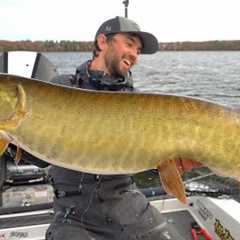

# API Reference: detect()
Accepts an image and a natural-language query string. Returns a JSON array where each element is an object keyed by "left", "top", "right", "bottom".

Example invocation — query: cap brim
[{"left": 134, "top": 31, "right": 159, "bottom": 54}]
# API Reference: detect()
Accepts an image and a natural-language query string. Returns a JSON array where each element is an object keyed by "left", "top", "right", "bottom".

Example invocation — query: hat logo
[{"left": 105, "top": 25, "right": 112, "bottom": 31}]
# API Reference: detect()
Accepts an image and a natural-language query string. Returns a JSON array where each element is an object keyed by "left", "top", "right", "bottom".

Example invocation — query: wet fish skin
[
  {"left": 0, "top": 73, "right": 239, "bottom": 174},
  {"left": 0, "top": 74, "right": 240, "bottom": 202}
]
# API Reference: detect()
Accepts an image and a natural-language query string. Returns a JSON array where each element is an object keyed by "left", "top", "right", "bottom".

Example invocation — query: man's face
[{"left": 103, "top": 33, "right": 142, "bottom": 77}]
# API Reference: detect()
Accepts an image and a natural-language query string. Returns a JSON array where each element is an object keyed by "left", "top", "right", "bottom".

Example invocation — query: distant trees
[
  {"left": 0, "top": 40, "right": 93, "bottom": 52},
  {"left": 1, "top": 40, "right": 240, "bottom": 52},
  {"left": 160, "top": 40, "right": 240, "bottom": 51}
]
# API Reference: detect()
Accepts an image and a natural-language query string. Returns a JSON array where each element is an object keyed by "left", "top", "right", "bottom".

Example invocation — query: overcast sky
[{"left": 1, "top": 0, "right": 240, "bottom": 42}]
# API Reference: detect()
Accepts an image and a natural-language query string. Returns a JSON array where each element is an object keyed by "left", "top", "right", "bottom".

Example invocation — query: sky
[{"left": 1, "top": 0, "right": 240, "bottom": 42}]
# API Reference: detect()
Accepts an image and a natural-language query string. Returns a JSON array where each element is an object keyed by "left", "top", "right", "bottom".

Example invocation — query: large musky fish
[{"left": 0, "top": 73, "right": 240, "bottom": 203}]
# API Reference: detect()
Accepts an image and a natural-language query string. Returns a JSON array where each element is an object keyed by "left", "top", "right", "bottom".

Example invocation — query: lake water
[{"left": 45, "top": 51, "right": 240, "bottom": 108}]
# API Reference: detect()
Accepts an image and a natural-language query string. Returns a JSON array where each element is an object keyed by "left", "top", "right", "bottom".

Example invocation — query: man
[{"left": 46, "top": 16, "right": 185, "bottom": 240}]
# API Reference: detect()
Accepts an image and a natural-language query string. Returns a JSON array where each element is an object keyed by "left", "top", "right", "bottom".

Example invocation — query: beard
[{"left": 104, "top": 48, "right": 130, "bottom": 78}]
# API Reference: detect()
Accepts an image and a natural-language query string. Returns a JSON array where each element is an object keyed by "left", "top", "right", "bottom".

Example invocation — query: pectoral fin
[
  {"left": 0, "top": 131, "right": 11, "bottom": 155},
  {"left": 157, "top": 159, "right": 187, "bottom": 204},
  {"left": 14, "top": 145, "right": 22, "bottom": 164},
  {"left": 0, "top": 131, "right": 22, "bottom": 164}
]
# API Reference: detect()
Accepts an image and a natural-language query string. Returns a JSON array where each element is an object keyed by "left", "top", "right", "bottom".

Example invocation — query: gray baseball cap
[{"left": 95, "top": 16, "right": 159, "bottom": 54}]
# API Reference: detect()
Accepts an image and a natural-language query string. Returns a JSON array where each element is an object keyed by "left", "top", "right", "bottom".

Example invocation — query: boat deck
[
  {"left": 163, "top": 210, "right": 195, "bottom": 240},
  {"left": 0, "top": 201, "right": 197, "bottom": 240}
]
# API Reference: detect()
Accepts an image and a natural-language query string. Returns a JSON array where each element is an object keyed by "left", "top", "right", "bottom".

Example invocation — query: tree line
[
  {"left": 0, "top": 40, "right": 93, "bottom": 52},
  {"left": 160, "top": 40, "right": 240, "bottom": 51},
  {"left": 1, "top": 40, "right": 240, "bottom": 52}
]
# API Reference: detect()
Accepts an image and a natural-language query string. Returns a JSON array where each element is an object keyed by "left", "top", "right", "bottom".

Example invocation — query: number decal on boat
[{"left": 214, "top": 219, "right": 235, "bottom": 240}]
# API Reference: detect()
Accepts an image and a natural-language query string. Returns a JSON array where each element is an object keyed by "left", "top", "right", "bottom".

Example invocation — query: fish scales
[{"left": 0, "top": 74, "right": 240, "bottom": 179}]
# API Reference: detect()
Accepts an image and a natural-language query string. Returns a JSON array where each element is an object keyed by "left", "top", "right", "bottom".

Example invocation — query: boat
[
  {"left": 0, "top": 51, "right": 240, "bottom": 239},
  {"left": 0, "top": 51, "right": 57, "bottom": 81}
]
